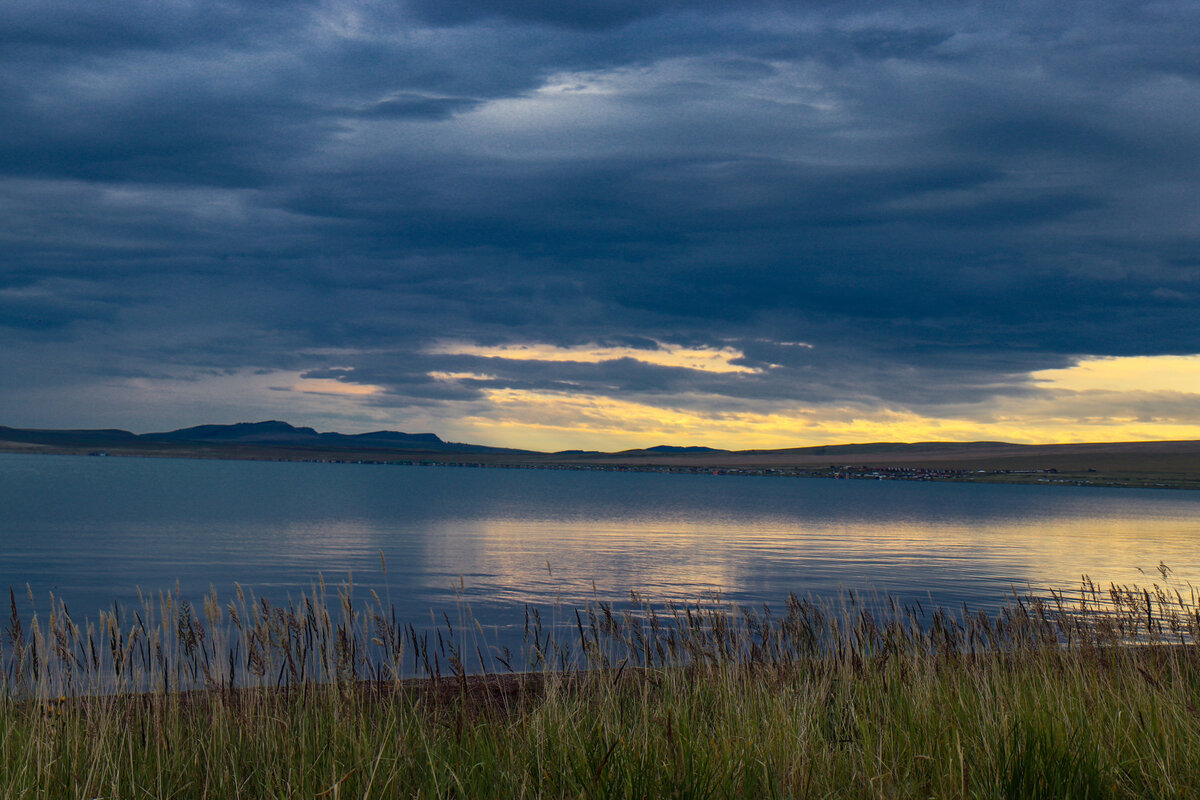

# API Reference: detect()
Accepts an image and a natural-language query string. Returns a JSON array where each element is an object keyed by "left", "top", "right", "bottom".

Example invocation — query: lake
[{"left": 2, "top": 453, "right": 1198, "bottom": 642}]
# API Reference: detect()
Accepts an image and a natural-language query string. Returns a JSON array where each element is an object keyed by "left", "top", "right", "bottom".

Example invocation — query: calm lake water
[{"left": 2, "top": 453, "right": 1198, "bottom": 637}]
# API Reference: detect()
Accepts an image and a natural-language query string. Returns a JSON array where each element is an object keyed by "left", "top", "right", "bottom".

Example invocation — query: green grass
[{"left": 4, "top": 574, "right": 1200, "bottom": 798}]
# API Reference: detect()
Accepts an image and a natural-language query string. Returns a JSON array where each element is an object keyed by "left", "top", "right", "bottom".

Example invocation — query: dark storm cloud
[
  {"left": 358, "top": 94, "right": 485, "bottom": 120},
  {"left": 0, "top": 0, "right": 318, "bottom": 52},
  {"left": 1, "top": 0, "right": 1199, "bottom": 433},
  {"left": 402, "top": 0, "right": 679, "bottom": 30}
]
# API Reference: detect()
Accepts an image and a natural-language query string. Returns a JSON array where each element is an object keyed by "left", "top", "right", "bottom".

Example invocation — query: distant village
[{"left": 243, "top": 455, "right": 1129, "bottom": 488}]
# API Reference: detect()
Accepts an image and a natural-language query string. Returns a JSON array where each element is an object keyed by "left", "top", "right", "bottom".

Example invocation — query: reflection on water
[
  {"left": 426, "top": 510, "right": 1200, "bottom": 616},
  {"left": 1, "top": 454, "right": 1198, "bottom": 630}
]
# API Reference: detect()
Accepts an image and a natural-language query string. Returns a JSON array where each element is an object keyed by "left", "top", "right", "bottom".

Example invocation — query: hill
[
  {"left": 0, "top": 421, "right": 529, "bottom": 457},
  {"left": 3, "top": 422, "right": 1200, "bottom": 488}
]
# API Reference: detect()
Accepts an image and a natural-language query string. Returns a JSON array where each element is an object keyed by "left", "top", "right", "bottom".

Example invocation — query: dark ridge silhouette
[
  {"left": 3, "top": 420, "right": 529, "bottom": 455},
  {"left": 0, "top": 425, "right": 139, "bottom": 445},
  {"left": 4, "top": 423, "right": 1200, "bottom": 490},
  {"left": 147, "top": 421, "right": 323, "bottom": 443}
]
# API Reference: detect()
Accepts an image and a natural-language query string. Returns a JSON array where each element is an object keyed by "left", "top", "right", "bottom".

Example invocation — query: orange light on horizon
[
  {"left": 112, "top": 354, "right": 1200, "bottom": 451},
  {"left": 432, "top": 353, "right": 1200, "bottom": 450}
]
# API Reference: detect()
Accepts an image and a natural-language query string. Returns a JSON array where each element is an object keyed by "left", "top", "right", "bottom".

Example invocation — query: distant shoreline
[{"left": 3, "top": 437, "right": 1199, "bottom": 490}]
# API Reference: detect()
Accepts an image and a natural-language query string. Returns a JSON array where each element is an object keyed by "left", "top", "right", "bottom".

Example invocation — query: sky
[{"left": 2, "top": 0, "right": 1199, "bottom": 450}]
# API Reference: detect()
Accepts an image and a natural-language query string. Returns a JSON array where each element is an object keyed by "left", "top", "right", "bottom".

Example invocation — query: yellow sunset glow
[
  {"left": 438, "top": 387, "right": 991, "bottom": 451},
  {"left": 427, "top": 371, "right": 497, "bottom": 382},
  {"left": 1031, "top": 354, "right": 1200, "bottom": 394},
  {"left": 427, "top": 341, "right": 763, "bottom": 374},
  {"left": 292, "top": 377, "right": 383, "bottom": 397},
  {"left": 431, "top": 352, "right": 1200, "bottom": 450},
  {"left": 113, "top": 353, "right": 1200, "bottom": 450}
]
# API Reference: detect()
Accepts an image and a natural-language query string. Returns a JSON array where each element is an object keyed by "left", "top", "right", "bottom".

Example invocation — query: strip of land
[{"left": 3, "top": 421, "right": 1200, "bottom": 489}]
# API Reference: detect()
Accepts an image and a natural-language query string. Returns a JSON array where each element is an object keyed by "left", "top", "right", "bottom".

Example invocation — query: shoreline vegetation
[
  {"left": 4, "top": 421, "right": 1200, "bottom": 489},
  {"left": 4, "top": 575, "right": 1200, "bottom": 796}
]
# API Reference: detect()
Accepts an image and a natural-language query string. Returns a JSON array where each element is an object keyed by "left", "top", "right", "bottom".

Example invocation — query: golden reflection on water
[
  {"left": 423, "top": 518, "right": 741, "bottom": 604},
  {"left": 417, "top": 508, "right": 1200, "bottom": 609},
  {"left": 8, "top": 455, "right": 1196, "bottom": 627}
]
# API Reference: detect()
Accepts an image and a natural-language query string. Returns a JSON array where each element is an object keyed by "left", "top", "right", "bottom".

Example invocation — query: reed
[{"left": 3, "top": 571, "right": 1200, "bottom": 798}]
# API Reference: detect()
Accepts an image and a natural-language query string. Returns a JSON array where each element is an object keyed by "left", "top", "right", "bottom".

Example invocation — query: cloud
[
  {"left": 428, "top": 341, "right": 764, "bottom": 374},
  {"left": 402, "top": 0, "right": 678, "bottom": 30},
  {"left": 1, "top": 0, "right": 1199, "bottom": 445}
]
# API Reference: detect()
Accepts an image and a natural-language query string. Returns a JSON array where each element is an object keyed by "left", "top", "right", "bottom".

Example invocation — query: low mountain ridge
[
  {"left": 0, "top": 426, "right": 139, "bottom": 445},
  {"left": 4, "top": 424, "right": 1200, "bottom": 478},
  {"left": 1, "top": 421, "right": 526, "bottom": 455},
  {"left": 147, "top": 421, "right": 323, "bottom": 443}
]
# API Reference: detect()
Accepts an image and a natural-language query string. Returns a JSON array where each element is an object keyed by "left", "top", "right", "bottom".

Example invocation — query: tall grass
[{"left": 3, "top": 572, "right": 1200, "bottom": 798}]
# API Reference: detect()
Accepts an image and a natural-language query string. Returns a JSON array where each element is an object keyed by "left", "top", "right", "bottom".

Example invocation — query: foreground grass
[{"left": 4, "top": 578, "right": 1200, "bottom": 798}]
